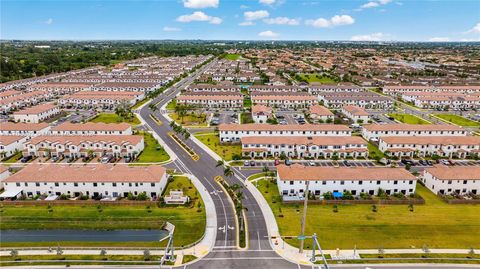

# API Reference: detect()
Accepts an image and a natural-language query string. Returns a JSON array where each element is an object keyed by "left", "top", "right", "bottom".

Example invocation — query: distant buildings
[
  {"left": 361, "top": 124, "right": 467, "bottom": 141},
  {"left": 251, "top": 105, "right": 272, "bottom": 124},
  {"left": 342, "top": 105, "right": 370, "bottom": 123},
  {"left": 12, "top": 103, "right": 60, "bottom": 123},
  {"left": 422, "top": 166, "right": 479, "bottom": 196}
]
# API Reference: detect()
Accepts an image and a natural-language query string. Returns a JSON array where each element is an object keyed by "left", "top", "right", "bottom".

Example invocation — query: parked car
[
  {"left": 401, "top": 158, "right": 414, "bottom": 165},
  {"left": 51, "top": 156, "right": 59, "bottom": 162},
  {"left": 20, "top": 155, "right": 32, "bottom": 163},
  {"left": 418, "top": 160, "right": 427, "bottom": 166},
  {"left": 440, "top": 159, "right": 450, "bottom": 165},
  {"left": 274, "top": 159, "right": 280, "bottom": 166},
  {"left": 343, "top": 160, "right": 351, "bottom": 167},
  {"left": 426, "top": 160, "right": 433, "bottom": 166},
  {"left": 308, "top": 161, "right": 316, "bottom": 166},
  {"left": 285, "top": 159, "right": 292, "bottom": 166},
  {"left": 379, "top": 158, "right": 390, "bottom": 165},
  {"left": 249, "top": 160, "right": 255, "bottom": 166},
  {"left": 244, "top": 160, "right": 250, "bottom": 166},
  {"left": 100, "top": 155, "right": 113, "bottom": 164}
]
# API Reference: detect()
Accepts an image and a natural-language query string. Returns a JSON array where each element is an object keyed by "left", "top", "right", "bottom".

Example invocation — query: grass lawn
[
  {"left": 224, "top": 54, "right": 241, "bottom": 60},
  {"left": 296, "top": 73, "right": 336, "bottom": 84},
  {"left": 90, "top": 113, "right": 141, "bottom": 125},
  {"left": 368, "top": 142, "right": 385, "bottom": 160},
  {"left": 163, "top": 176, "right": 200, "bottom": 203},
  {"left": 256, "top": 179, "right": 480, "bottom": 250},
  {"left": 131, "top": 98, "right": 150, "bottom": 110},
  {"left": 135, "top": 132, "right": 170, "bottom": 163},
  {"left": 240, "top": 112, "right": 254, "bottom": 124},
  {"left": 166, "top": 99, "right": 177, "bottom": 110},
  {"left": 243, "top": 97, "right": 252, "bottom": 108},
  {"left": 388, "top": 113, "right": 430, "bottom": 125},
  {"left": 169, "top": 112, "right": 207, "bottom": 126},
  {"left": 0, "top": 255, "right": 177, "bottom": 266},
  {"left": 435, "top": 114, "right": 480, "bottom": 127},
  {"left": 194, "top": 133, "right": 241, "bottom": 161},
  {"left": 2, "top": 151, "right": 22, "bottom": 163}
]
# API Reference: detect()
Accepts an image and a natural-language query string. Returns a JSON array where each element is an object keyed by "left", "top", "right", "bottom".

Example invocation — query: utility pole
[{"left": 299, "top": 180, "right": 310, "bottom": 253}]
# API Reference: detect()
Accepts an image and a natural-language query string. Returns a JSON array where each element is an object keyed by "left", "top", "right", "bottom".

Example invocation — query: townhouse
[
  {"left": 308, "top": 104, "right": 334, "bottom": 122},
  {"left": 219, "top": 124, "right": 352, "bottom": 142},
  {"left": 186, "top": 84, "right": 241, "bottom": 92},
  {"left": 0, "top": 91, "right": 54, "bottom": 114},
  {"left": 91, "top": 82, "right": 161, "bottom": 93},
  {"left": 3, "top": 164, "right": 167, "bottom": 199},
  {"left": 0, "top": 165, "right": 10, "bottom": 188},
  {"left": 176, "top": 93, "right": 243, "bottom": 108},
  {"left": 319, "top": 93, "right": 393, "bottom": 109},
  {"left": 276, "top": 164, "right": 417, "bottom": 199},
  {"left": 50, "top": 122, "right": 132, "bottom": 136},
  {"left": 12, "top": 103, "right": 61, "bottom": 123},
  {"left": 24, "top": 135, "right": 144, "bottom": 159},
  {"left": 307, "top": 84, "right": 362, "bottom": 95},
  {"left": 361, "top": 124, "right": 468, "bottom": 141},
  {"left": 59, "top": 91, "right": 144, "bottom": 110},
  {"left": 248, "top": 85, "right": 302, "bottom": 93},
  {"left": 383, "top": 85, "right": 480, "bottom": 96},
  {"left": 27, "top": 82, "right": 93, "bottom": 94},
  {"left": 241, "top": 136, "right": 368, "bottom": 159},
  {"left": 422, "top": 166, "right": 479, "bottom": 196},
  {"left": 0, "top": 123, "right": 51, "bottom": 139},
  {"left": 378, "top": 136, "right": 480, "bottom": 158},
  {"left": 0, "top": 136, "right": 27, "bottom": 159},
  {"left": 342, "top": 105, "right": 370, "bottom": 123},
  {"left": 413, "top": 95, "right": 480, "bottom": 110},
  {"left": 251, "top": 105, "right": 273, "bottom": 124},
  {"left": 251, "top": 92, "right": 317, "bottom": 109}
]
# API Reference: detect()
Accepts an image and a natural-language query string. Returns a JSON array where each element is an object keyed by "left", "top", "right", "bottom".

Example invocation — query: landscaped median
[
  {"left": 387, "top": 113, "right": 431, "bottom": 124},
  {"left": 193, "top": 132, "right": 241, "bottom": 161},
  {"left": 169, "top": 132, "right": 200, "bottom": 161},
  {"left": 433, "top": 114, "right": 480, "bottom": 127},
  {"left": 251, "top": 175, "right": 480, "bottom": 251}
]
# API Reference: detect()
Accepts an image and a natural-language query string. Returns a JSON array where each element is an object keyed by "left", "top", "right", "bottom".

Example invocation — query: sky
[{"left": 1, "top": 0, "right": 479, "bottom": 41}]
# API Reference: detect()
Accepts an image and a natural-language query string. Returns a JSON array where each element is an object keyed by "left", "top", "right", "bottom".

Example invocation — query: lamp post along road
[{"left": 299, "top": 180, "right": 310, "bottom": 253}]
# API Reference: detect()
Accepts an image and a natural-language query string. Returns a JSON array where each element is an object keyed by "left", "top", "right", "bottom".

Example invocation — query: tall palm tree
[
  {"left": 216, "top": 159, "right": 225, "bottom": 167},
  {"left": 223, "top": 166, "right": 234, "bottom": 178}
]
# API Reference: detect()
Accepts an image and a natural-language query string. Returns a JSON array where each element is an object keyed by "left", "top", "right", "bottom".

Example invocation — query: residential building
[
  {"left": 59, "top": 91, "right": 144, "bottom": 110},
  {"left": 12, "top": 103, "right": 61, "bottom": 123},
  {"left": 241, "top": 136, "right": 368, "bottom": 159},
  {"left": 422, "top": 166, "right": 479, "bottom": 195},
  {"left": 276, "top": 164, "right": 417, "bottom": 199},
  {"left": 176, "top": 94, "right": 243, "bottom": 108},
  {"left": 219, "top": 124, "right": 352, "bottom": 142},
  {"left": 0, "top": 123, "right": 51, "bottom": 139},
  {"left": 0, "top": 165, "right": 10, "bottom": 188},
  {"left": 0, "top": 136, "right": 27, "bottom": 159},
  {"left": 251, "top": 93, "right": 317, "bottom": 109},
  {"left": 251, "top": 105, "right": 272, "bottom": 123},
  {"left": 50, "top": 123, "right": 132, "bottom": 136},
  {"left": 342, "top": 105, "right": 370, "bottom": 123},
  {"left": 3, "top": 164, "right": 167, "bottom": 199},
  {"left": 309, "top": 105, "right": 334, "bottom": 122},
  {"left": 379, "top": 136, "right": 480, "bottom": 158},
  {"left": 361, "top": 124, "right": 467, "bottom": 141}
]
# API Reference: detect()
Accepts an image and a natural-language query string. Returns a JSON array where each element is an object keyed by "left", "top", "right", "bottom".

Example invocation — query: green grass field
[
  {"left": 435, "top": 114, "right": 480, "bottom": 127},
  {"left": 2, "top": 151, "right": 22, "bottom": 163},
  {"left": 368, "top": 142, "right": 385, "bottom": 160},
  {"left": 296, "top": 73, "right": 336, "bottom": 84},
  {"left": 194, "top": 133, "right": 241, "bottom": 161},
  {"left": 163, "top": 176, "right": 198, "bottom": 200},
  {"left": 169, "top": 113, "right": 207, "bottom": 126},
  {"left": 256, "top": 179, "right": 480, "bottom": 250},
  {"left": 388, "top": 113, "right": 430, "bottom": 125},
  {"left": 135, "top": 132, "right": 170, "bottom": 163},
  {"left": 90, "top": 113, "right": 141, "bottom": 125},
  {"left": 166, "top": 99, "right": 177, "bottom": 110},
  {"left": 240, "top": 112, "right": 254, "bottom": 124},
  {"left": 224, "top": 54, "right": 241, "bottom": 60}
]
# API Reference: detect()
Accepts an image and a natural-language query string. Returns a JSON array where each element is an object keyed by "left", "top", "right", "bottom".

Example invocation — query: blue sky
[{"left": 1, "top": 0, "right": 479, "bottom": 41}]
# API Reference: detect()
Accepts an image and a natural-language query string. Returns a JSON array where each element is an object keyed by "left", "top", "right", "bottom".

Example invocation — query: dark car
[
  {"left": 249, "top": 160, "right": 255, "bottom": 166},
  {"left": 343, "top": 160, "right": 351, "bottom": 167},
  {"left": 274, "top": 159, "right": 280, "bottom": 166},
  {"left": 426, "top": 160, "right": 433, "bottom": 166},
  {"left": 418, "top": 160, "right": 427, "bottom": 166},
  {"left": 401, "top": 158, "right": 414, "bottom": 165},
  {"left": 285, "top": 159, "right": 292, "bottom": 166},
  {"left": 20, "top": 155, "right": 32, "bottom": 163}
]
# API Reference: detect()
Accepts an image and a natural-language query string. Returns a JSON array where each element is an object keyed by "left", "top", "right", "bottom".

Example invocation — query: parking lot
[
  {"left": 212, "top": 111, "right": 237, "bottom": 125},
  {"left": 241, "top": 159, "right": 377, "bottom": 168},
  {"left": 275, "top": 111, "right": 303, "bottom": 125}
]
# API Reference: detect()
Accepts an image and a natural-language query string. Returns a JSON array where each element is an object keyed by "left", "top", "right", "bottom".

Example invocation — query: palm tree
[
  {"left": 223, "top": 166, "right": 234, "bottom": 178},
  {"left": 216, "top": 160, "right": 225, "bottom": 167},
  {"left": 262, "top": 166, "right": 270, "bottom": 180}
]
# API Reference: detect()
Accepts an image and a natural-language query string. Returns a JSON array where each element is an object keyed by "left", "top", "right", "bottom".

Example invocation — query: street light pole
[{"left": 299, "top": 180, "right": 310, "bottom": 253}]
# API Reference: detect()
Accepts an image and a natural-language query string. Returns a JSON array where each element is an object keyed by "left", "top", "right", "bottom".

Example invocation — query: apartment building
[
  {"left": 308, "top": 105, "right": 334, "bottom": 122},
  {"left": 0, "top": 136, "right": 27, "bottom": 159},
  {"left": 378, "top": 136, "right": 480, "bottom": 158},
  {"left": 241, "top": 136, "right": 368, "bottom": 159},
  {"left": 3, "top": 164, "right": 167, "bottom": 199},
  {"left": 176, "top": 94, "right": 243, "bottom": 108},
  {"left": 308, "top": 84, "right": 362, "bottom": 95},
  {"left": 186, "top": 84, "right": 241, "bottom": 92},
  {"left": 91, "top": 82, "right": 161, "bottom": 93},
  {"left": 219, "top": 124, "right": 352, "bottom": 142},
  {"left": 0, "top": 91, "right": 53, "bottom": 114},
  {"left": 422, "top": 166, "right": 479, "bottom": 195},
  {"left": 361, "top": 124, "right": 467, "bottom": 141},
  {"left": 251, "top": 105, "right": 272, "bottom": 124},
  {"left": 342, "top": 105, "right": 370, "bottom": 123},
  {"left": 0, "top": 123, "right": 51, "bottom": 139},
  {"left": 24, "top": 135, "right": 144, "bottom": 159},
  {"left": 50, "top": 122, "right": 133, "bottom": 136},
  {"left": 276, "top": 164, "right": 417, "bottom": 199},
  {"left": 319, "top": 93, "right": 392, "bottom": 109},
  {"left": 251, "top": 93, "right": 317, "bottom": 109},
  {"left": 59, "top": 91, "right": 144, "bottom": 110},
  {"left": 248, "top": 85, "right": 302, "bottom": 93},
  {"left": 12, "top": 103, "right": 61, "bottom": 123},
  {"left": 383, "top": 85, "right": 480, "bottom": 96}
]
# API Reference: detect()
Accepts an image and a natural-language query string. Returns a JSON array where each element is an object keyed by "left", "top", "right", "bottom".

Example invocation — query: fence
[
  {"left": 438, "top": 195, "right": 480, "bottom": 205},
  {"left": 0, "top": 200, "right": 157, "bottom": 206},
  {"left": 282, "top": 197, "right": 425, "bottom": 205}
]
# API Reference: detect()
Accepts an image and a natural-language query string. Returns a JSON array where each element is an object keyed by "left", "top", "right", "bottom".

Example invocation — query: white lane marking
[{"left": 257, "top": 231, "right": 261, "bottom": 250}]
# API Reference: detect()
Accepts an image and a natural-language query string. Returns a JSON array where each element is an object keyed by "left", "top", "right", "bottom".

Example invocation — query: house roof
[
  {"left": 51, "top": 122, "right": 131, "bottom": 132},
  {"left": 241, "top": 136, "right": 366, "bottom": 146},
  {"left": 381, "top": 136, "right": 480, "bottom": 145},
  {"left": 363, "top": 123, "right": 464, "bottom": 132},
  {"left": 219, "top": 123, "right": 351, "bottom": 132},
  {"left": 425, "top": 166, "right": 480, "bottom": 180}
]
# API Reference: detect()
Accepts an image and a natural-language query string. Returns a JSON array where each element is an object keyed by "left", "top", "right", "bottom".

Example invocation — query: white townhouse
[
  {"left": 24, "top": 135, "right": 144, "bottom": 159},
  {"left": 309, "top": 105, "right": 334, "bottom": 122},
  {"left": 276, "top": 164, "right": 417, "bottom": 199},
  {"left": 27, "top": 82, "right": 93, "bottom": 94},
  {"left": 383, "top": 85, "right": 480, "bottom": 96},
  {"left": 60, "top": 91, "right": 144, "bottom": 110},
  {"left": 361, "top": 124, "right": 468, "bottom": 141},
  {"left": 413, "top": 95, "right": 480, "bottom": 111},
  {"left": 342, "top": 105, "right": 370, "bottom": 123},
  {"left": 0, "top": 91, "right": 54, "bottom": 114},
  {"left": 307, "top": 84, "right": 362, "bottom": 95},
  {"left": 186, "top": 84, "right": 241, "bottom": 92},
  {"left": 422, "top": 166, "right": 480, "bottom": 196},
  {"left": 0, "top": 165, "right": 11, "bottom": 188},
  {"left": 378, "top": 136, "right": 480, "bottom": 159},
  {"left": 50, "top": 122, "right": 133, "bottom": 136},
  {"left": 320, "top": 94, "right": 393, "bottom": 109},
  {"left": 248, "top": 85, "right": 302, "bottom": 93},
  {"left": 219, "top": 124, "right": 352, "bottom": 143},
  {"left": 241, "top": 136, "right": 368, "bottom": 159},
  {"left": 0, "top": 123, "right": 51, "bottom": 139},
  {"left": 176, "top": 94, "right": 243, "bottom": 108},
  {"left": 3, "top": 164, "right": 167, "bottom": 199},
  {"left": 251, "top": 94, "right": 317, "bottom": 109},
  {"left": 0, "top": 90, "right": 21, "bottom": 101},
  {"left": 12, "top": 103, "right": 61, "bottom": 123},
  {"left": 91, "top": 82, "right": 161, "bottom": 93},
  {"left": 251, "top": 105, "right": 272, "bottom": 124},
  {"left": 0, "top": 136, "right": 27, "bottom": 159}
]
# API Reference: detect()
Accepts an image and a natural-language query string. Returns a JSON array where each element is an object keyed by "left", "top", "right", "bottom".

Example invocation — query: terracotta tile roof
[
  {"left": 13, "top": 103, "right": 58, "bottom": 115},
  {"left": 381, "top": 136, "right": 480, "bottom": 145},
  {"left": 0, "top": 165, "right": 8, "bottom": 174},
  {"left": 309, "top": 105, "right": 333, "bottom": 116},
  {"left": 0, "top": 135, "right": 25, "bottom": 145},
  {"left": 1, "top": 123, "right": 50, "bottom": 131},
  {"left": 51, "top": 122, "right": 131, "bottom": 132},
  {"left": 363, "top": 124, "right": 464, "bottom": 132},
  {"left": 177, "top": 95, "right": 243, "bottom": 101},
  {"left": 277, "top": 164, "right": 416, "bottom": 181},
  {"left": 28, "top": 135, "right": 143, "bottom": 146},
  {"left": 342, "top": 105, "right": 369, "bottom": 116},
  {"left": 241, "top": 136, "right": 366, "bottom": 146},
  {"left": 252, "top": 105, "right": 272, "bottom": 114},
  {"left": 425, "top": 166, "right": 480, "bottom": 180},
  {"left": 4, "top": 164, "right": 166, "bottom": 183},
  {"left": 219, "top": 123, "right": 351, "bottom": 132}
]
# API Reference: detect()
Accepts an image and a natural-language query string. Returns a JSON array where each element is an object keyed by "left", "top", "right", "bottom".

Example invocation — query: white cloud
[
  {"left": 240, "top": 4, "right": 249, "bottom": 9},
  {"left": 351, "top": 32, "right": 385, "bottom": 41},
  {"left": 244, "top": 10, "right": 269, "bottom": 21},
  {"left": 428, "top": 37, "right": 450, "bottom": 42},
  {"left": 361, "top": 2, "right": 379, "bottom": 8},
  {"left": 258, "top": 30, "right": 279, "bottom": 38},
  {"left": 359, "top": 0, "right": 392, "bottom": 10},
  {"left": 259, "top": 0, "right": 276, "bottom": 4},
  {"left": 183, "top": 0, "right": 219, "bottom": 9},
  {"left": 306, "top": 15, "right": 354, "bottom": 28},
  {"left": 163, "top": 26, "right": 181, "bottom": 32},
  {"left": 460, "top": 38, "right": 480, "bottom": 42},
  {"left": 263, "top": 17, "right": 300, "bottom": 25},
  {"left": 239, "top": 21, "right": 255, "bottom": 26},
  {"left": 44, "top": 18, "right": 53, "bottom": 25},
  {"left": 465, "top": 22, "right": 480, "bottom": 34},
  {"left": 177, "top": 11, "right": 222, "bottom": 24}
]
